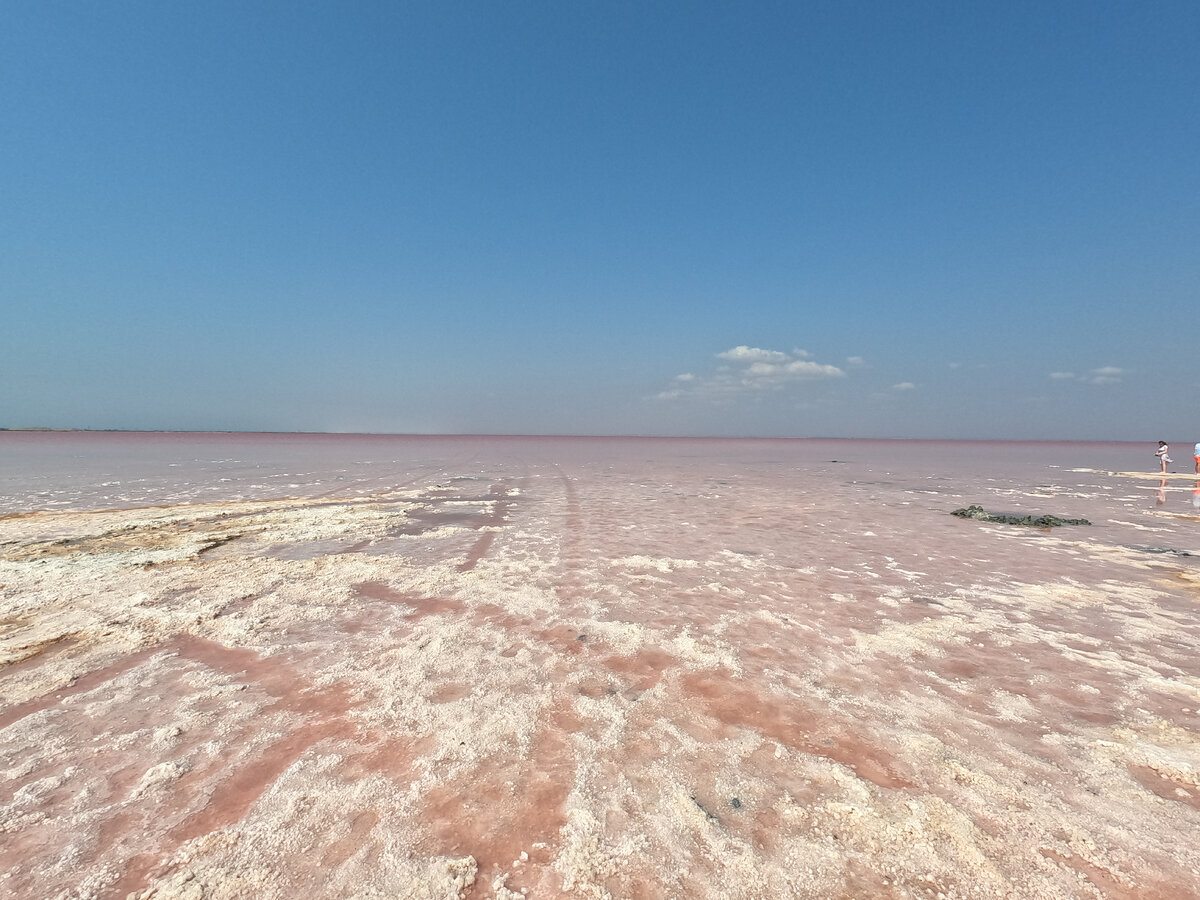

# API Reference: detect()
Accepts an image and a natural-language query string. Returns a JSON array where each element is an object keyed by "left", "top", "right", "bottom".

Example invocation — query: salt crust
[{"left": 2, "top": 459, "right": 1200, "bottom": 898}]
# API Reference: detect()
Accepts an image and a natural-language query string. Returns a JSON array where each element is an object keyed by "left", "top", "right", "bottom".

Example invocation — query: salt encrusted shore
[{"left": 1, "top": 436, "right": 1198, "bottom": 899}]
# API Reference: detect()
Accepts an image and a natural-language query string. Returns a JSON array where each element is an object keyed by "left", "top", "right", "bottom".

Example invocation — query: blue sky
[{"left": 2, "top": 1, "right": 1197, "bottom": 438}]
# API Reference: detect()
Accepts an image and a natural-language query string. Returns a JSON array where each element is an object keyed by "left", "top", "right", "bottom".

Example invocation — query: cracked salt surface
[{"left": 1, "top": 434, "right": 1199, "bottom": 899}]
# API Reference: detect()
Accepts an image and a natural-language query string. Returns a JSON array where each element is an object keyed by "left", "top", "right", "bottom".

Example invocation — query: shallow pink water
[{"left": 0, "top": 431, "right": 1183, "bottom": 512}]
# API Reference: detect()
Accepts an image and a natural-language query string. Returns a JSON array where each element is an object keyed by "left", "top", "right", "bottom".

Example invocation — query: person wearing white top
[{"left": 1155, "top": 441, "right": 1172, "bottom": 473}]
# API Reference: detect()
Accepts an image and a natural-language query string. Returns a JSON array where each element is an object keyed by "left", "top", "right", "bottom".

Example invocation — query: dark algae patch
[{"left": 951, "top": 505, "right": 1091, "bottom": 527}]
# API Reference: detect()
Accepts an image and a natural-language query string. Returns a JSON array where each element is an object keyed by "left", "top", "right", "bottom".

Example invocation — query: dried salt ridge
[{"left": 1, "top": 435, "right": 1199, "bottom": 900}]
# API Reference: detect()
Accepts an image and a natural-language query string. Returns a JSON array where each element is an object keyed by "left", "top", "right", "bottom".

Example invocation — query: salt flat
[{"left": 1, "top": 434, "right": 1198, "bottom": 899}]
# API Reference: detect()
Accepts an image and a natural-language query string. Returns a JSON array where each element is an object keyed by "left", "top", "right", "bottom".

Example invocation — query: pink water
[{"left": 0, "top": 431, "right": 1186, "bottom": 512}]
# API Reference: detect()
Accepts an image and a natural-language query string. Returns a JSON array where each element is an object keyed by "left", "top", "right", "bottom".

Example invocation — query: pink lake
[{"left": 1, "top": 434, "right": 1198, "bottom": 899}]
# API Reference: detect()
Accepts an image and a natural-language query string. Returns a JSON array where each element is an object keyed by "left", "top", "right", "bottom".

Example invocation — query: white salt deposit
[{"left": 0, "top": 434, "right": 1198, "bottom": 898}]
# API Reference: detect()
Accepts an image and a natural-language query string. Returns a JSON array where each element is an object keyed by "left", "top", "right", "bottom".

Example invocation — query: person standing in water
[
  {"left": 1194, "top": 440, "right": 1200, "bottom": 474},
  {"left": 1156, "top": 441, "right": 1172, "bottom": 473}
]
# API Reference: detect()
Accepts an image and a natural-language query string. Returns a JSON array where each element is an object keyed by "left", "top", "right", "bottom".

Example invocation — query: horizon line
[{"left": 0, "top": 427, "right": 1149, "bottom": 444}]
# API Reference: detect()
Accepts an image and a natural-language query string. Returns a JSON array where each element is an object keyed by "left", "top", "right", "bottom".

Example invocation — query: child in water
[{"left": 1155, "top": 441, "right": 1172, "bottom": 473}]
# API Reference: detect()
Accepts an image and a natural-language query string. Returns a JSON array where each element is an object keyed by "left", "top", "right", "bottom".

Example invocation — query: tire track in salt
[
  {"left": 552, "top": 464, "right": 586, "bottom": 608},
  {"left": 455, "top": 477, "right": 527, "bottom": 573}
]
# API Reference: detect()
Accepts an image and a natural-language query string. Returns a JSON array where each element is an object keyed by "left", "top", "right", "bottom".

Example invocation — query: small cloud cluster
[
  {"left": 1050, "top": 366, "right": 1126, "bottom": 385},
  {"left": 716, "top": 346, "right": 792, "bottom": 364},
  {"left": 658, "top": 345, "right": 845, "bottom": 401}
]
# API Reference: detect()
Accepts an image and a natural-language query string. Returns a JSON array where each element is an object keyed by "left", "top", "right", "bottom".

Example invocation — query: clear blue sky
[{"left": 3, "top": 1, "right": 1197, "bottom": 439}]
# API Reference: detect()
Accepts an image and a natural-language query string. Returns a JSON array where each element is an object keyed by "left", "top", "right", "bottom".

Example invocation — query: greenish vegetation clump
[{"left": 951, "top": 505, "right": 1091, "bottom": 527}]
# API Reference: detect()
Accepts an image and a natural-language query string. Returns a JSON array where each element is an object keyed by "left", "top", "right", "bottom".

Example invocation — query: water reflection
[{"left": 1156, "top": 478, "right": 1167, "bottom": 506}]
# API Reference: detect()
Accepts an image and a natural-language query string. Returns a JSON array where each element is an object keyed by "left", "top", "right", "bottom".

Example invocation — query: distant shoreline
[{"left": 0, "top": 428, "right": 1151, "bottom": 443}]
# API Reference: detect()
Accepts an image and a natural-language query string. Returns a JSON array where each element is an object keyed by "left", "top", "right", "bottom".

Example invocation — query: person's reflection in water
[
  {"left": 1156, "top": 478, "right": 1168, "bottom": 506},
  {"left": 1193, "top": 480, "right": 1200, "bottom": 511}
]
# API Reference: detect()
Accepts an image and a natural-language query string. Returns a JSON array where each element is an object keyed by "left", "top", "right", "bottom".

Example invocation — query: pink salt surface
[{"left": 1, "top": 434, "right": 1199, "bottom": 899}]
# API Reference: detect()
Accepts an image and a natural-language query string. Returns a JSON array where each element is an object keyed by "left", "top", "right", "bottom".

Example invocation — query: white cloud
[
  {"left": 1050, "top": 366, "right": 1127, "bottom": 385},
  {"left": 892, "top": 382, "right": 916, "bottom": 391},
  {"left": 656, "top": 345, "right": 846, "bottom": 401},
  {"left": 846, "top": 356, "right": 865, "bottom": 366},
  {"left": 787, "top": 360, "right": 843, "bottom": 377},
  {"left": 717, "top": 345, "right": 790, "bottom": 364},
  {"left": 1085, "top": 366, "right": 1125, "bottom": 384},
  {"left": 746, "top": 362, "right": 780, "bottom": 377}
]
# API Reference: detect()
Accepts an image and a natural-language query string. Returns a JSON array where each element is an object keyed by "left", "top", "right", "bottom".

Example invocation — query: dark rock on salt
[{"left": 951, "top": 505, "right": 1091, "bottom": 527}]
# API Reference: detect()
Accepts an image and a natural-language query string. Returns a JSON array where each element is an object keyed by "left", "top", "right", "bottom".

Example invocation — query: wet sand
[{"left": 1, "top": 434, "right": 1199, "bottom": 899}]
